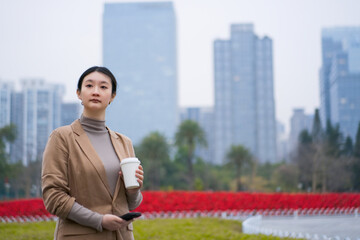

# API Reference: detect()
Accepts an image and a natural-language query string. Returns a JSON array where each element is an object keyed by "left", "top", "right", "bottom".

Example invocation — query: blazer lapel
[
  {"left": 108, "top": 129, "right": 130, "bottom": 201},
  {"left": 71, "top": 120, "right": 112, "bottom": 198}
]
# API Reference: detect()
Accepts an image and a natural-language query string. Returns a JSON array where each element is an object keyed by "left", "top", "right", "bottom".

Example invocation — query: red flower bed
[
  {"left": 0, "top": 198, "right": 51, "bottom": 217},
  {"left": 1, "top": 192, "right": 360, "bottom": 217},
  {"left": 136, "top": 192, "right": 360, "bottom": 212}
]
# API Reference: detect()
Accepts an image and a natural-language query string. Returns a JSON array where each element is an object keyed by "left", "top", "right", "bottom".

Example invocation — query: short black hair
[{"left": 77, "top": 66, "right": 117, "bottom": 95}]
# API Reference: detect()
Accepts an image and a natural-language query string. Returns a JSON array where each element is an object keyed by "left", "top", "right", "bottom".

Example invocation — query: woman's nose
[{"left": 92, "top": 86, "right": 100, "bottom": 95}]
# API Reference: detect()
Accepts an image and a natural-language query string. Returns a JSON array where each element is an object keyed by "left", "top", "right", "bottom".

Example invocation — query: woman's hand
[
  {"left": 101, "top": 214, "right": 132, "bottom": 231},
  {"left": 119, "top": 165, "right": 144, "bottom": 194}
]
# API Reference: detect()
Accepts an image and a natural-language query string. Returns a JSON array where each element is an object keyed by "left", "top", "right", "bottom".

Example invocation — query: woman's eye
[
  {"left": 101, "top": 86, "right": 108, "bottom": 89},
  {"left": 85, "top": 84, "right": 92, "bottom": 88}
]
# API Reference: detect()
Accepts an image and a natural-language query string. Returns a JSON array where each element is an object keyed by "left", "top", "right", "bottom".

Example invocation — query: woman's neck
[{"left": 82, "top": 109, "right": 106, "bottom": 121}]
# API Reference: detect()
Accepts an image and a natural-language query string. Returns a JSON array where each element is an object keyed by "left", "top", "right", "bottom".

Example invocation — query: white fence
[{"left": 242, "top": 210, "right": 360, "bottom": 240}]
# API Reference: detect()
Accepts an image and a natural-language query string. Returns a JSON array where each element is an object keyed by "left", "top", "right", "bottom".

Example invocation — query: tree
[
  {"left": 0, "top": 124, "right": 17, "bottom": 198},
  {"left": 0, "top": 124, "right": 17, "bottom": 172},
  {"left": 135, "top": 132, "right": 170, "bottom": 190},
  {"left": 353, "top": 122, "right": 360, "bottom": 191},
  {"left": 174, "top": 120, "right": 207, "bottom": 190},
  {"left": 320, "top": 120, "right": 343, "bottom": 192},
  {"left": 311, "top": 109, "right": 324, "bottom": 192},
  {"left": 311, "top": 109, "right": 323, "bottom": 144},
  {"left": 342, "top": 136, "right": 353, "bottom": 157},
  {"left": 293, "top": 129, "right": 314, "bottom": 192},
  {"left": 354, "top": 122, "right": 360, "bottom": 158},
  {"left": 226, "top": 145, "right": 252, "bottom": 191}
]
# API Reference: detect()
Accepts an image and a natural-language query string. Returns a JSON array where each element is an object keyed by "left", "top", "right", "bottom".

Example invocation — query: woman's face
[{"left": 77, "top": 71, "right": 115, "bottom": 114}]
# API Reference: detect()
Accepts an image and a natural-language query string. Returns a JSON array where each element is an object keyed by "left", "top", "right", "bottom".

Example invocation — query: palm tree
[
  {"left": 175, "top": 120, "right": 207, "bottom": 190},
  {"left": 226, "top": 145, "right": 252, "bottom": 191}
]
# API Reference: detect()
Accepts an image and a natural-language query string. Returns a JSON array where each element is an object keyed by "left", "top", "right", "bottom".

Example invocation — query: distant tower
[
  {"left": 12, "top": 80, "right": 64, "bottom": 165},
  {"left": 103, "top": 2, "right": 178, "bottom": 144},
  {"left": 214, "top": 24, "right": 277, "bottom": 164},
  {"left": 320, "top": 26, "right": 360, "bottom": 140},
  {"left": 289, "top": 108, "right": 313, "bottom": 153},
  {"left": 0, "top": 81, "right": 13, "bottom": 128},
  {"left": 0, "top": 81, "right": 14, "bottom": 157}
]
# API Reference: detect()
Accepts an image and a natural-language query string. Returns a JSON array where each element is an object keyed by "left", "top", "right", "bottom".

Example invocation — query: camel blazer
[{"left": 42, "top": 119, "right": 139, "bottom": 240}]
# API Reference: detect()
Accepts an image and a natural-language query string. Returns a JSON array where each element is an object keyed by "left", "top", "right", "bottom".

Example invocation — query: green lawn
[{"left": 0, "top": 218, "right": 297, "bottom": 240}]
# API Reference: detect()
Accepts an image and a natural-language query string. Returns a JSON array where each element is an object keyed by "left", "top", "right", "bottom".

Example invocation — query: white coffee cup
[{"left": 120, "top": 157, "right": 141, "bottom": 189}]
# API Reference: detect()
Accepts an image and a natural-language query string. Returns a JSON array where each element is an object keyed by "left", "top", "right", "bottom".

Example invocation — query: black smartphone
[{"left": 120, "top": 212, "right": 142, "bottom": 221}]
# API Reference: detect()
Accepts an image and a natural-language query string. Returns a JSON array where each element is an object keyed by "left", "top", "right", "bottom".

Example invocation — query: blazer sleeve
[
  {"left": 121, "top": 135, "right": 143, "bottom": 210},
  {"left": 41, "top": 129, "right": 75, "bottom": 219}
]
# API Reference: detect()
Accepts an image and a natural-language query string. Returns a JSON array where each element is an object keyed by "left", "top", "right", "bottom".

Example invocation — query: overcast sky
[{"left": 0, "top": 0, "right": 359, "bottom": 133}]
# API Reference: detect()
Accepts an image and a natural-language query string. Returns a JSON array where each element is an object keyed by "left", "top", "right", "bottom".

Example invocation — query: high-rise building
[
  {"left": 61, "top": 102, "right": 81, "bottom": 126},
  {"left": 214, "top": 24, "right": 277, "bottom": 164},
  {"left": 12, "top": 80, "right": 64, "bottom": 165},
  {"left": 0, "top": 81, "right": 13, "bottom": 128},
  {"left": 0, "top": 81, "right": 14, "bottom": 157},
  {"left": 10, "top": 92, "right": 24, "bottom": 163},
  {"left": 180, "top": 107, "right": 215, "bottom": 164},
  {"left": 288, "top": 108, "right": 313, "bottom": 153},
  {"left": 276, "top": 121, "right": 288, "bottom": 162},
  {"left": 103, "top": 2, "right": 178, "bottom": 144},
  {"left": 320, "top": 27, "right": 360, "bottom": 125},
  {"left": 320, "top": 27, "right": 360, "bottom": 140}
]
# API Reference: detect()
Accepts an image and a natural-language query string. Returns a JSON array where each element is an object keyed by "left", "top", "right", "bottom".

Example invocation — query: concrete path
[{"left": 260, "top": 215, "right": 360, "bottom": 239}]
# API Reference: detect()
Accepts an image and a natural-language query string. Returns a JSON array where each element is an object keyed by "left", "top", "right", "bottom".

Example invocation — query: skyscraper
[
  {"left": 0, "top": 81, "right": 13, "bottom": 128},
  {"left": 276, "top": 121, "right": 289, "bottom": 162},
  {"left": 12, "top": 79, "right": 64, "bottom": 165},
  {"left": 288, "top": 108, "right": 313, "bottom": 153},
  {"left": 103, "top": 2, "right": 178, "bottom": 144},
  {"left": 214, "top": 24, "right": 277, "bottom": 164},
  {"left": 10, "top": 91, "right": 24, "bottom": 163},
  {"left": 320, "top": 27, "right": 360, "bottom": 140},
  {"left": 0, "top": 81, "right": 13, "bottom": 157}
]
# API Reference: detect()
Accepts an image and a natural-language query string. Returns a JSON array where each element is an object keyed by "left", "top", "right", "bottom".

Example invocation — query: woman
[{"left": 42, "top": 66, "right": 144, "bottom": 240}]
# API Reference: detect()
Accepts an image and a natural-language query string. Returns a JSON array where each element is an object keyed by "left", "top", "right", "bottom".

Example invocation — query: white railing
[
  {"left": 242, "top": 212, "right": 360, "bottom": 240},
  {"left": 1, "top": 207, "right": 358, "bottom": 223}
]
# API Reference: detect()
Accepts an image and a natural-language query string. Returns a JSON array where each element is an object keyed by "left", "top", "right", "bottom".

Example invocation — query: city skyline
[{"left": 0, "top": 0, "right": 359, "bottom": 133}]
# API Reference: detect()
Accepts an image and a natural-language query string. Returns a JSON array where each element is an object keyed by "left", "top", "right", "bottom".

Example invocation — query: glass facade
[
  {"left": 0, "top": 81, "right": 13, "bottom": 128},
  {"left": 214, "top": 24, "right": 277, "bottom": 164},
  {"left": 3, "top": 79, "right": 77, "bottom": 165},
  {"left": 321, "top": 26, "right": 360, "bottom": 141},
  {"left": 329, "top": 52, "right": 360, "bottom": 140},
  {"left": 320, "top": 27, "right": 360, "bottom": 127},
  {"left": 103, "top": 2, "right": 178, "bottom": 144},
  {"left": 13, "top": 80, "right": 65, "bottom": 165},
  {"left": 0, "top": 81, "right": 13, "bottom": 157}
]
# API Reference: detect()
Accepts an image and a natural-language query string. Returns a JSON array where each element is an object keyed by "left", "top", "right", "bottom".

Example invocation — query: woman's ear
[
  {"left": 76, "top": 89, "right": 82, "bottom": 100},
  {"left": 111, "top": 93, "right": 116, "bottom": 102}
]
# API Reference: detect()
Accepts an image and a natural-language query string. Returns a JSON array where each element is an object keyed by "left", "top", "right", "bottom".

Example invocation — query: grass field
[{"left": 0, "top": 218, "right": 297, "bottom": 240}]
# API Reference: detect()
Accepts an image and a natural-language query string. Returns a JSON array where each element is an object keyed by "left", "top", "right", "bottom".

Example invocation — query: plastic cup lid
[{"left": 120, "top": 157, "right": 140, "bottom": 165}]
